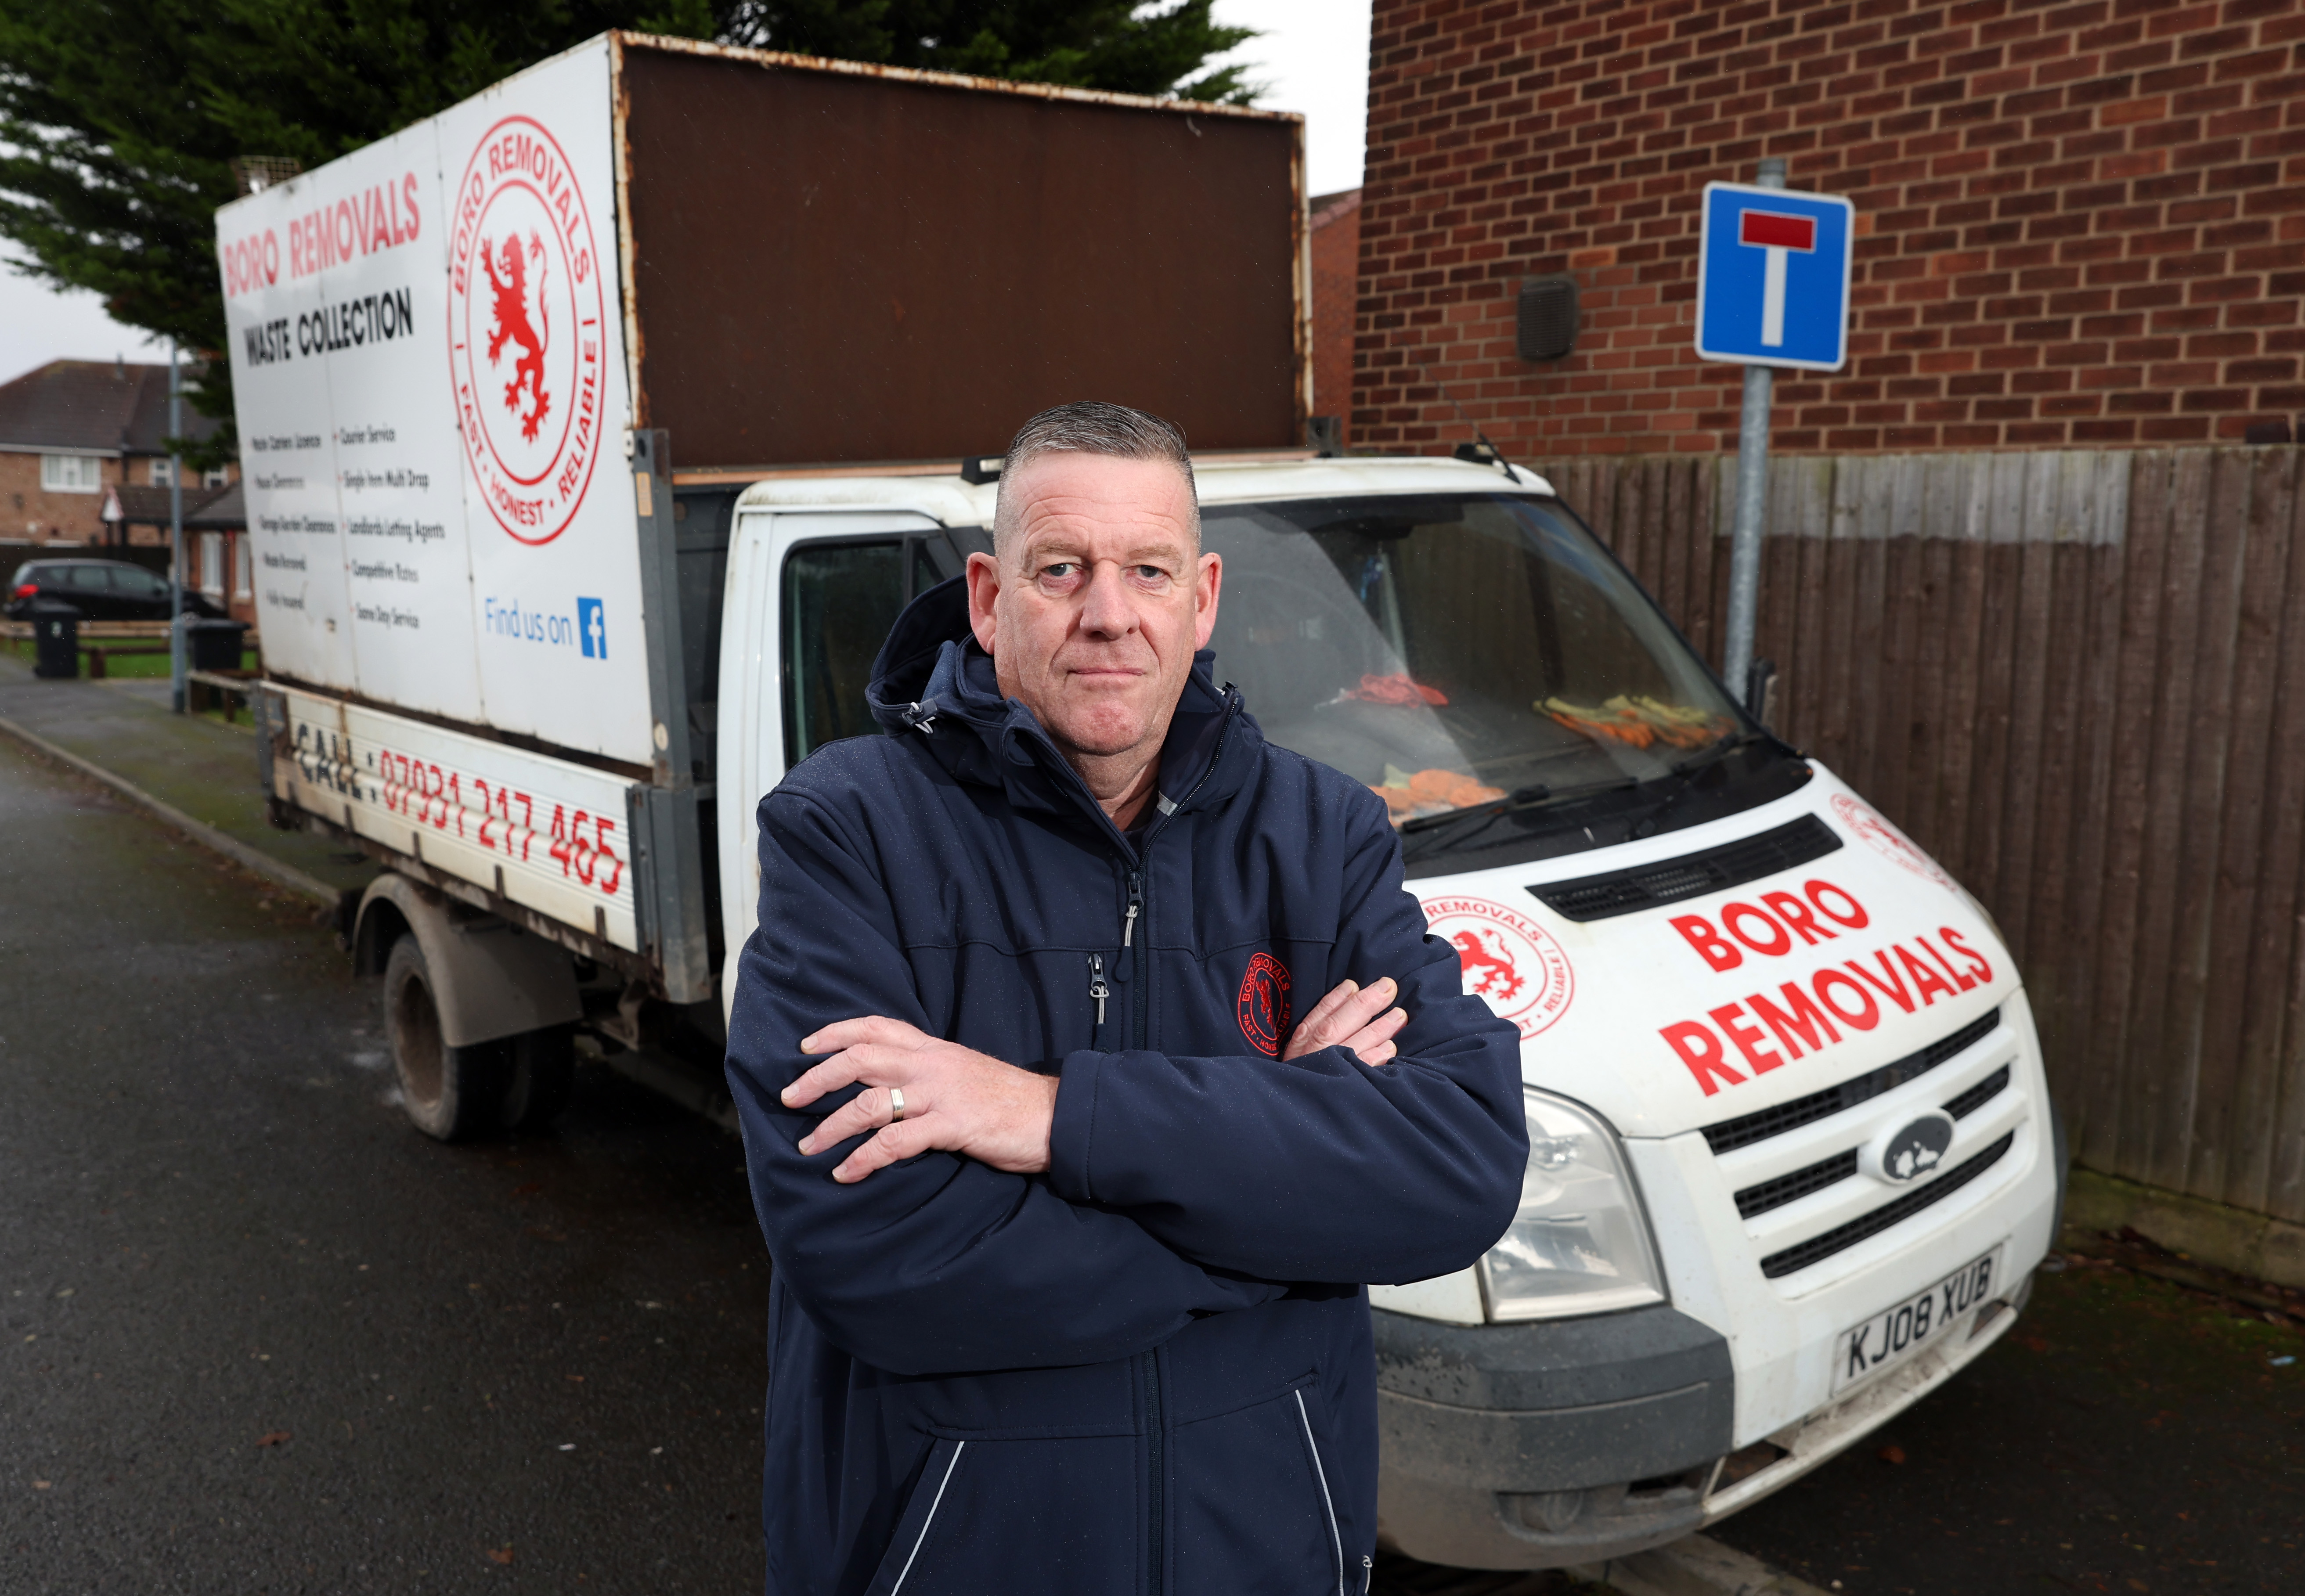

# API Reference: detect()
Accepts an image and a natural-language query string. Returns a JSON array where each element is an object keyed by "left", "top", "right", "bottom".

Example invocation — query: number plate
[{"left": 1832, "top": 1243, "right": 2006, "bottom": 1394}]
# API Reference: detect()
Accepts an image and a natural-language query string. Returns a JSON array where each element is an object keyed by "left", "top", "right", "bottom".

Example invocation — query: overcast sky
[{"left": 0, "top": 3, "right": 1373, "bottom": 389}]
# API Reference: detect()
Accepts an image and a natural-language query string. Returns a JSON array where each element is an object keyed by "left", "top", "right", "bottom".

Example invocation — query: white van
[{"left": 714, "top": 453, "right": 2067, "bottom": 1570}]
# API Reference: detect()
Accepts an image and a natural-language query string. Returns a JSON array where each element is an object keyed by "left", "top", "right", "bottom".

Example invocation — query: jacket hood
[{"left": 865, "top": 576, "right": 1253, "bottom": 842}]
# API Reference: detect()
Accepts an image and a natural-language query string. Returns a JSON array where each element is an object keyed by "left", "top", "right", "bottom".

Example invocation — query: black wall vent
[
  {"left": 1518, "top": 274, "right": 1580, "bottom": 363},
  {"left": 1529, "top": 813, "right": 1842, "bottom": 922}
]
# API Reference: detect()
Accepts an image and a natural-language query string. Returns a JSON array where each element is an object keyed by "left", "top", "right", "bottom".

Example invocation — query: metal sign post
[
  {"left": 1695, "top": 161, "right": 1855, "bottom": 713},
  {"left": 168, "top": 343, "right": 186, "bottom": 714}
]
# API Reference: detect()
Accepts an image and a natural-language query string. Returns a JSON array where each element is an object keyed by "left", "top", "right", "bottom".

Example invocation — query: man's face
[{"left": 967, "top": 452, "right": 1221, "bottom": 770}]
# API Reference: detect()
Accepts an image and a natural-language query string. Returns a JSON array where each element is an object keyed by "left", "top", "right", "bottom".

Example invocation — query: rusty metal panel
[{"left": 614, "top": 38, "right": 1305, "bottom": 471}]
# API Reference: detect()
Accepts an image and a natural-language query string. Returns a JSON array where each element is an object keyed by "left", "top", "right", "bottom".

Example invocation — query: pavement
[
  {"left": 4, "top": 648, "right": 2301, "bottom": 1595},
  {"left": 0, "top": 648, "right": 374, "bottom": 906}
]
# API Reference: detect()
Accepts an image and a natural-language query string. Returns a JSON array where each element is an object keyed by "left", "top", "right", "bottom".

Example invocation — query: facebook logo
[
  {"left": 1694, "top": 182, "right": 1855, "bottom": 372},
  {"left": 577, "top": 597, "right": 606, "bottom": 659}
]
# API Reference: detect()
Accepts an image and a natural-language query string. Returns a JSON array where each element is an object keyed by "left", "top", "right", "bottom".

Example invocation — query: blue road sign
[{"left": 1694, "top": 182, "right": 1855, "bottom": 371}]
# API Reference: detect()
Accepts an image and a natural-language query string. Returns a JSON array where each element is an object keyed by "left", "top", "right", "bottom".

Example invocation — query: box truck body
[{"left": 219, "top": 33, "right": 1305, "bottom": 1002}]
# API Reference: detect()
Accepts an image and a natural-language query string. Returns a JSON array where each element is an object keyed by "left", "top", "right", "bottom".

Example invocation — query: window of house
[
  {"left": 199, "top": 532, "right": 224, "bottom": 597},
  {"left": 40, "top": 454, "right": 103, "bottom": 493},
  {"left": 148, "top": 458, "right": 174, "bottom": 486},
  {"left": 203, "top": 466, "right": 230, "bottom": 488},
  {"left": 234, "top": 535, "right": 252, "bottom": 599}
]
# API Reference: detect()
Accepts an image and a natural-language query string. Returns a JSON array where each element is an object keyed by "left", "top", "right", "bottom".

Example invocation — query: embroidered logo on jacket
[{"left": 1237, "top": 951, "right": 1293, "bottom": 1056}]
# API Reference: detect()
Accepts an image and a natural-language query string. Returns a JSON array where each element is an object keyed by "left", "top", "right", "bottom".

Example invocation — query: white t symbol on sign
[{"left": 1738, "top": 209, "right": 1818, "bottom": 347}]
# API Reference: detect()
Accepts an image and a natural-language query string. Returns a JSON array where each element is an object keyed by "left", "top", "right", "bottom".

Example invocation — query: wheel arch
[{"left": 354, "top": 872, "right": 582, "bottom": 1048}]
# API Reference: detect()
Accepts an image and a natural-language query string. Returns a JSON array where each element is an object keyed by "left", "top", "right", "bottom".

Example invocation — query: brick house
[
  {"left": 1355, "top": 0, "right": 2305, "bottom": 456},
  {"left": 1310, "top": 187, "right": 1365, "bottom": 444},
  {"left": 0, "top": 359, "right": 232, "bottom": 548},
  {"left": 1350, "top": 2, "right": 2305, "bottom": 1239}
]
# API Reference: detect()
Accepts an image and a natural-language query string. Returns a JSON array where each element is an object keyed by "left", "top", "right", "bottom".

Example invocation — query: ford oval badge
[{"left": 1861, "top": 1109, "right": 1956, "bottom": 1185}]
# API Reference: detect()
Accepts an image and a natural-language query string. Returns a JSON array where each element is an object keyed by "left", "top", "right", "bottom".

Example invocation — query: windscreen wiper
[
  {"left": 1635, "top": 731, "right": 1771, "bottom": 833},
  {"left": 1398, "top": 775, "right": 1636, "bottom": 863},
  {"left": 1669, "top": 729, "right": 1767, "bottom": 782}
]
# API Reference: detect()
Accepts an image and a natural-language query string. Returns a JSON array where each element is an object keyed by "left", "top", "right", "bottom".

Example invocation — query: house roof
[
  {"left": 99, "top": 481, "right": 231, "bottom": 528},
  {"left": 0, "top": 359, "right": 224, "bottom": 455},
  {"left": 1310, "top": 187, "right": 1362, "bottom": 231},
  {"left": 184, "top": 479, "right": 244, "bottom": 529}
]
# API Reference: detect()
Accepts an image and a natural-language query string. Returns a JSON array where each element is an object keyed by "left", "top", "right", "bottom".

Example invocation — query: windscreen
[{"left": 1202, "top": 493, "right": 1739, "bottom": 825}]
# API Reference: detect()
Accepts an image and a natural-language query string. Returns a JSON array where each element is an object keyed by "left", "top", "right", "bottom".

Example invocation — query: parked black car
[{"left": 5, "top": 559, "right": 224, "bottom": 622}]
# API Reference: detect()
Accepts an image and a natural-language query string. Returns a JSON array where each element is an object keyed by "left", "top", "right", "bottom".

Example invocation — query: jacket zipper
[
  {"left": 1122, "top": 870, "right": 1164, "bottom": 1591},
  {"left": 1101, "top": 706, "right": 1236, "bottom": 1596},
  {"left": 1124, "top": 869, "right": 1148, "bottom": 1053},
  {"left": 1142, "top": 1349, "right": 1165, "bottom": 1592}
]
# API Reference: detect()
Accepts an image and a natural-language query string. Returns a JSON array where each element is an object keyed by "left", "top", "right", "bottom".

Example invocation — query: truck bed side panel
[{"left": 276, "top": 688, "right": 641, "bottom": 952}]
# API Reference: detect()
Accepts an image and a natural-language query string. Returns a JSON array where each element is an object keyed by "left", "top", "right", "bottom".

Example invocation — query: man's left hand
[{"left": 785, "top": 1017, "right": 1059, "bottom": 1184}]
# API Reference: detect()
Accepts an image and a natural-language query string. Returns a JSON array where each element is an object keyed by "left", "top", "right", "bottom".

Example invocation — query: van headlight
[{"left": 1477, "top": 1088, "right": 1667, "bottom": 1321}]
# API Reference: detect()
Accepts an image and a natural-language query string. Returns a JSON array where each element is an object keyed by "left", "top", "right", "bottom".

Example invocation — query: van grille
[
  {"left": 1735, "top": 1152, "right": 1858, "bottom": 1219},
  {"left": 1943, "top": 1065, "right": 2011, "bottom": 1120},
  {"left": 1730, "top": 1061, "right": 2017, "bottom": 1220},
  {"left": 1703, "top": 1010, "right": 2001, "bottom": 1155},
  {"left": 1757, "top": 1132, "right": 2014, "bottom": 1279},
  {"left": 1528, "top": 814, "right": 1843, "bottom": 922}
]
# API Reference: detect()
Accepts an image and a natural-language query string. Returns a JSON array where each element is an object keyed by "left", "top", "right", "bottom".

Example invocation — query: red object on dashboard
[{"left": 1344, "top": 672, "right": 1449, "bottom": 707}]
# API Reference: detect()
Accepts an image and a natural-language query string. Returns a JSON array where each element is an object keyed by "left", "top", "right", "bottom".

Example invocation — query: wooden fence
[{"left": 1538, "top": 446, "right": 2305, "bottom": 1227}]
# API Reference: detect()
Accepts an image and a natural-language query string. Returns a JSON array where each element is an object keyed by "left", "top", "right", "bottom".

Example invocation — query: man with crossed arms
[{"left": 726, "top": 400, "right": 1525, "bottom": 1595}]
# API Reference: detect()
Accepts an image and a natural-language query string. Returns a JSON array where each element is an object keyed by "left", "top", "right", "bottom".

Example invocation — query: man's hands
[
  {"left": 789, "top": 976, "right": 1404, "bottom": 1184},
  {"left": 1286, "top": 976, "right": 1407, "bottom": 1066},
  {"left": 785, "top": 1017, "right": 1059, "bottom": 1184}
]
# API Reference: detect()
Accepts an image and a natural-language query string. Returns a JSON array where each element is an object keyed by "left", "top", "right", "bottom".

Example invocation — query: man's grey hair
[{"left": 991, "top": 400, "right": 1200, "bottom": 558}]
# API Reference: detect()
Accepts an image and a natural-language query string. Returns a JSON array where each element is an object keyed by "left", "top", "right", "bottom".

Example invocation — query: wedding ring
[{"left": 888, "top": 1087, "right": 907, "bottom": 1124}]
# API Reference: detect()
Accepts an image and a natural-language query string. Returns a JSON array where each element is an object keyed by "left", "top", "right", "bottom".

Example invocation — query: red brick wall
[
  {"left": 0, "top": 450, "right": 123, "bottom": 543},
  {"left": 1356, "top": 0, "right": 2305, "bottom": 456},
  {"left": 1311, "top": 188, "right": 1365, "bottom": 442}
]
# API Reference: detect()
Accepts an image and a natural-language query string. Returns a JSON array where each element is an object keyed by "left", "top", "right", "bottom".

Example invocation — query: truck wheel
[
  {"left": 500, "top": 1025, "right": 577, "bottom": 1131},
  {"left": 383, "top": 934, "right": 505, "bottom": 1142}
]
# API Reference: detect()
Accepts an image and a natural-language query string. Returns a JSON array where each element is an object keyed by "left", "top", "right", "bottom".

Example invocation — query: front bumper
[
  {"left": 1372, "top": 1302, "right": 1732, "bottom": 1569},
  {"left": 1374, "top": 999, "right": 2064, "bottom": 1570},
  {"left": 1374, "top": 1270, "right": 2036, "bottom": 1570}
]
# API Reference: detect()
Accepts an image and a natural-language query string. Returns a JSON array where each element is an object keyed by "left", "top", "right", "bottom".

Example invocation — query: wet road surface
[
  {"left": 7, "top": 727, "right": 2301, "bottom": 1596},
  {"left": 1709, "top": 1247, "right": 2305, "bottom": 1595},
  {"left": 1, "top": 736, "right": 770, "bottom": 1592}
]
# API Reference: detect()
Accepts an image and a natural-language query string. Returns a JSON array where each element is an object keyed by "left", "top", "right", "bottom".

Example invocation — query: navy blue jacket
[{"left": 725, "top": 579, "right": 1526, "bottom": 1595}]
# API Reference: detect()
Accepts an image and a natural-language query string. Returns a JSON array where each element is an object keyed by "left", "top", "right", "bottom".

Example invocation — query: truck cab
[{"left": 712, "top": 453, "right": 2065, "bottom": 1569}]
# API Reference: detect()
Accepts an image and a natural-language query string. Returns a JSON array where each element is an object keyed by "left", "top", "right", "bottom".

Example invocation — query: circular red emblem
[
  {"left": 1422, "top": 896, "right": 1575, "bottom": 1040},
  {"left": 447, "top": 116, "right": 607, "bottom": 545},
  {"left": 1829, "top": 794, "right": 1952, "bottom": 888},
  {"left": 1237, "top": 952, "right": 1292, "bottom": 1057}
]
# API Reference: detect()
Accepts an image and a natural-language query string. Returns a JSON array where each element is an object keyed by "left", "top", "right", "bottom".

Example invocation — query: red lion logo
[
  {"left": 481, "top": 231, "right": 551, "bottom": 443},
  {"left": 1237, "top": 952, "right": 1292, "bottom": 1057},
  {"left": 1450, "top": 930, "right": 1526, "bottom": 1002}
]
